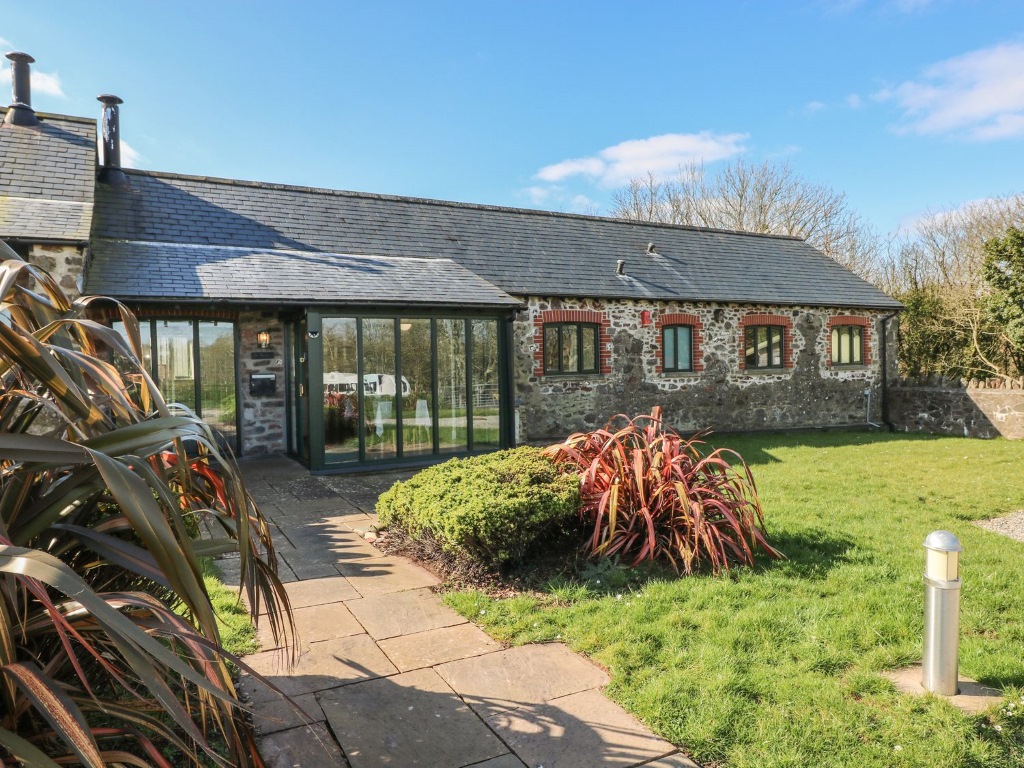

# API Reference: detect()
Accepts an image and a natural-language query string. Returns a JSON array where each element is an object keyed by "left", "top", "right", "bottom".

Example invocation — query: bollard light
[{"left": 922, "top": 530, "right": 962, "bottom": 696}]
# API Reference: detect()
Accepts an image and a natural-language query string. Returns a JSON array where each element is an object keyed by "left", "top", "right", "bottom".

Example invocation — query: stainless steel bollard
[{"left": 922, "top": 530, "right": 962, "bottom": 696}]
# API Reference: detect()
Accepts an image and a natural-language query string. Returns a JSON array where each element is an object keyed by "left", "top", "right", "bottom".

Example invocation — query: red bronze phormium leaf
[{"left": 544, "top": 407, "right": 782, "bottom": 575}]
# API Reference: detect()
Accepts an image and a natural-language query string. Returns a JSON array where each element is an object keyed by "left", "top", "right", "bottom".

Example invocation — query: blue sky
[{"left": 2, "top": 1, "right": 1022, "bottom": 234}]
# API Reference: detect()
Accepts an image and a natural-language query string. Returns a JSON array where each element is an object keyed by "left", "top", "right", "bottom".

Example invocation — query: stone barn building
[{"left": 0, "top": 52, "right": 902, "bottom": 472}]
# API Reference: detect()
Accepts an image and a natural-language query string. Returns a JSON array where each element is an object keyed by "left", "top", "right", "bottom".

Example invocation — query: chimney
[
  {"left": 3, "top": 52, "right": 39, "bottom": 127},
  {"left": 97, "top": 94, "right": 129, "bottom": 187}
]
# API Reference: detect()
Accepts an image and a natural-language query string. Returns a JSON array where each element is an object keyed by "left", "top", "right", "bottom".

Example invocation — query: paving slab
[
  {"left": 244, "top": 633, "right": 398, "bottom": 696},
  {"left": 250, "top": 691, "right": 324, "bottom": 736},
  {"left": 321, "top": 511, "right": 374, "bottom": 530},
  {"left": 378, "top": 623, "right": 502, "bottom": 672},
  {"left": 347, "top": 588, "right": 467, "bottom": 640},
  {"left": 319, "top": 668, "right": 507, "bottom": 768},
  {"left": 336, "top": 555, "right": 440, "bottom": 596},
  {"left": 275, "top": 476, "right": 342, "bottom": 501},
  {"left": 436, "top": 644, "right": 610, "bottom": 710},
  {"left": 484, "top": 689, "right": 675, "bottom": 768},
  {"left": 465, "top": 756, "right": 528, "bottom": 768},
  {"left": 882, "top": 664, "right": 1005, "bottom": 715},
  {"left": 281, "top": 554, "right": 347, "bottom": 580},
  {"left": 257, "top": 601, "right": 364, "bottom": 650},
  {"left": 257, "top": 722, "right": 350, "bottom": 768},
  {"left": 258, "top": 575, "right": 361, "bottom": 613}
]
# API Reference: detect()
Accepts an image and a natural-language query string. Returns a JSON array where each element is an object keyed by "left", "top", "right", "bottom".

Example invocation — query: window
[
  {"left": 662, "top": 325, "right": 693, "bottom": 372},
  {"left": 744, "top": 325, "right": 785, "bottom": 369},
  {"left": 112, "top": 318, "right": 238, "bottom": 450},
  {"left": 543, "top": 322, "right": 598, "bottom": 374},
  {"left": 831, "top": 325, "right": 863, "bottom": 366}
]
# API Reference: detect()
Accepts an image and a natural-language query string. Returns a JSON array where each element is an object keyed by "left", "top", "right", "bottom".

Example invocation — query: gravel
[{"left": 975, "top": 510, "right": 1024, "bottom": 543}]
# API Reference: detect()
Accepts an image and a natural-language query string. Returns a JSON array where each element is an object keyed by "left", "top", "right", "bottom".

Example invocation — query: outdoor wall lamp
[{"left": 256, "top": 329, "right": 271, "bottom": 349}]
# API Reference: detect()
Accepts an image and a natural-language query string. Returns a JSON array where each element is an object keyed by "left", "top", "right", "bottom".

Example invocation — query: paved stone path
[{"left": 222, "top": 456, "right": 699, "bottom": 768}]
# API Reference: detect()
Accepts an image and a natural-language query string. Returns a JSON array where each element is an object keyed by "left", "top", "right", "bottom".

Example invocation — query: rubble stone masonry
[
  {"left": 30, "top": 244, "right": 86, "bottom": 299},
  {"left": 238, "top": 313, "right": 286, "bottom": 455},
  {"left": 515, "top": 296, "right": 892, "bottom": 440}
]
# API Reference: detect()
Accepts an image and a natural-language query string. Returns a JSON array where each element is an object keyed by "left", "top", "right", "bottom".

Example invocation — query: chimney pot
[
  {"left": 3, "top": 51, "right": 40, "bottom": 127},
  {"left": 97, "top": 94, "right": 130, "bottom": 186}
]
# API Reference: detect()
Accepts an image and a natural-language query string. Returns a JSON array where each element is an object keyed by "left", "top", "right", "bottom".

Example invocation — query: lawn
[
  {"left": 445, "top": 430, "right": 1024, "bottom": 767},
  {"left": 202, "top": 558, "right": 259, "bottom": 657}
]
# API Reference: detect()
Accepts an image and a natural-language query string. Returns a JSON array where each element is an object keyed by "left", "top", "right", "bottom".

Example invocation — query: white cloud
[
  {"left": 0, "top": 67, "right": 66, "bottom": 98},
  {"left": 120, "top": 139, "right": 142, "bottom": 169},
  {"left": 95, "top": 136, "right": 142, "bottom": 168},
  {"left": 535, "top": 131, "right": 748, "bottom": 188},
  {"left": 569, "top": 194, "right": 600, "bottom": 214},
  {"left": 821, "top": 0, "right": 935, "bottom": 14},
  {"left": 846, "top": 94, "right": 862, "bottom": 109},
  {"left": 0, "top": 37, "right": 13, "bottom": 50},
  {"left": 804, "top": 100, "right": 826, "bottom": 113},
  {"left": 524, "top": 186, "right": 551, "bottom": 205},
  {"left": 892, "top": 0, "right": 934, "bottom": 10},
  {"left": 876, "top": 42, "right": 1024, "bottom": 140}
]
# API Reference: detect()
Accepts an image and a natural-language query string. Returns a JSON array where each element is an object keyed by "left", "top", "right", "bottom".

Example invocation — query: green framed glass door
[{"left": 305, "top": 310, "right": 512, "bottom": 471}]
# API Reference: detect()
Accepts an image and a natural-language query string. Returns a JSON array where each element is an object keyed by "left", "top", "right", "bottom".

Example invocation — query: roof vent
[
  {"left": 97, "top": 94, "right": 130, "bottom": 187},
  {"left": 616, "top": 259, "right": 626, "bottom": 276},
  {"left": 645, "top": 242, "right": 656, "bottom": 254},
  {"left": 3, "top": 52, "right": 39, "bottom": 127}
]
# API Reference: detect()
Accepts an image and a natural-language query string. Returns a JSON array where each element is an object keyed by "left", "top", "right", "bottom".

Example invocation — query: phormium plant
[
  {"left": 543, "top": 406, "right": 780, "bottom": 575},
  {"left": 0, "top": 242, "right": 293, "bottom": 766}
]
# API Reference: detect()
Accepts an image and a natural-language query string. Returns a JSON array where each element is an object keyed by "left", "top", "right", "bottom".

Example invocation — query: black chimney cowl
[
  {"left": 97, "top": 94, "right": 130, "bottom": 187},
  {"left": 3, "top": 51, "right": 40, "bottom": 128}
]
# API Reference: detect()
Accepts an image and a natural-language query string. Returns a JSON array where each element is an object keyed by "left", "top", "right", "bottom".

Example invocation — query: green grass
[
  {"left": 444, "top": 430, "right": 1024, "bottom": 767},
  {"left": 202, "top": 559, "right": 258, "bottom": 657}
]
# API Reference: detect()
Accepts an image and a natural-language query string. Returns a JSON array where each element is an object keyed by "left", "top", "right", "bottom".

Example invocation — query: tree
[
  {"left": 879, "top": 196, "right": 1024, "bottom": 380},
  {"left": 982, "top": 226, "right": 1024, "bottom": 378},
  {"left": 610, "top": 160, "right": 881, "bottom": 279}
]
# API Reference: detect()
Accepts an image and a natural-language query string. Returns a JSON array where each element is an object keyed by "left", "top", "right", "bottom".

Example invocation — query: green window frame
[
  {"left": 744, "top": 325, "right": 785, "bottom": 369},
  {"left": 110, "top": 318, "right": 240, "bottom": 451},
  {"left": 831, "top": 325, "right": 864, "bottom": 366},
  {"left": 543, "top": 322, "right": 599, "bottom": 375},
  {"left": 662, "top": 325, "right": 694, "bottom": 372}
]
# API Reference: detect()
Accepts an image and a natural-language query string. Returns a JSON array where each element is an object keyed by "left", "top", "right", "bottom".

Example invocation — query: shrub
[
  {"left": 377, "top": 447, "right": 580, "bottom": 566},
  {"left": 543, "top": 407, "right": 780, "bottom": 575},
  {"left": 0, "top": 243, "right": 292, "bottom": 765}
]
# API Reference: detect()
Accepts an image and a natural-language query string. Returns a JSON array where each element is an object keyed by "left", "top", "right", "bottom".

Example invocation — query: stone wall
[
  {"left": 514, "top": 296, "right": 893, "bottom": 440},
  {"left": 238, "top": 312, "right": 286, "bottom": 455},
  {"left": 889, "top": 380, "right": 1024, "bottom": 439},
  {"left": 29, "top": 244, "right": 86, "bottom": 299}
]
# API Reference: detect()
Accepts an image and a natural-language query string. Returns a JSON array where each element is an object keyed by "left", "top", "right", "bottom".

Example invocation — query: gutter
[{"left": 879, "top": 311, "right": 900, "bottom": 432}]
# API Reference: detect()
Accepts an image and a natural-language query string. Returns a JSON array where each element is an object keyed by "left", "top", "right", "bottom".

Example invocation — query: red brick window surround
[
  {"left": 827, "top": 315, "right": 872, "bottom": 367},
  {"left": 655, "top": 313, "right": 705, "bottom": 373},
  {"left": 533, "top": 309, "right": 611, "bottom": 376},
  {"left": 738, "top": 313, "right": 794, "bottom": 370}
]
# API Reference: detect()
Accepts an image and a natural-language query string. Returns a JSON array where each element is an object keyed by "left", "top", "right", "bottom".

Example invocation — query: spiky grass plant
[
  {"left": 544, "top": 406, "right": 780, "bottom": 574},
  {"left": 0, "top": 243, "right": 293, "bottom": 766}
]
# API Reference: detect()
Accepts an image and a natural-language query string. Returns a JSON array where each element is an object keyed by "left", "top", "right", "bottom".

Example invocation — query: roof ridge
[
  {"left": 0, "top": 106, "right": 96, "bottom": 127},
  {"left": 121, "top": 168, "right": 805, "bottom": 243}
]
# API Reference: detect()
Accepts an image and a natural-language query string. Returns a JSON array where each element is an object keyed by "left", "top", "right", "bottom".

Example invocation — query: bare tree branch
[{"left": 610, "top": 160, "right": 881, "bottom": 280}]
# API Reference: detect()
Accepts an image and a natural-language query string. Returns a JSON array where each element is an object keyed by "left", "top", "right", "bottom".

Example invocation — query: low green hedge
[{"left": 376, "top": 447, "right": 580, "bottom": 567}]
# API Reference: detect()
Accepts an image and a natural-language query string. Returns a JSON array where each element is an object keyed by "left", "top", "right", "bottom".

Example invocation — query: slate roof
[
  {"left": 90, "top": 169, "right": 901, "bottom": 310},
  {"left": 85, "top": 240, "right": 522, "bottom": 308},
  {"left": 0, "top": 109, "right": 96, "bottom": 242}
]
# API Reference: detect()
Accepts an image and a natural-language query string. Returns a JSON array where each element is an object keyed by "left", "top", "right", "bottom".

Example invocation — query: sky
[{"left": 1, "top": 1, "right": 1022, "bottom": 235}]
